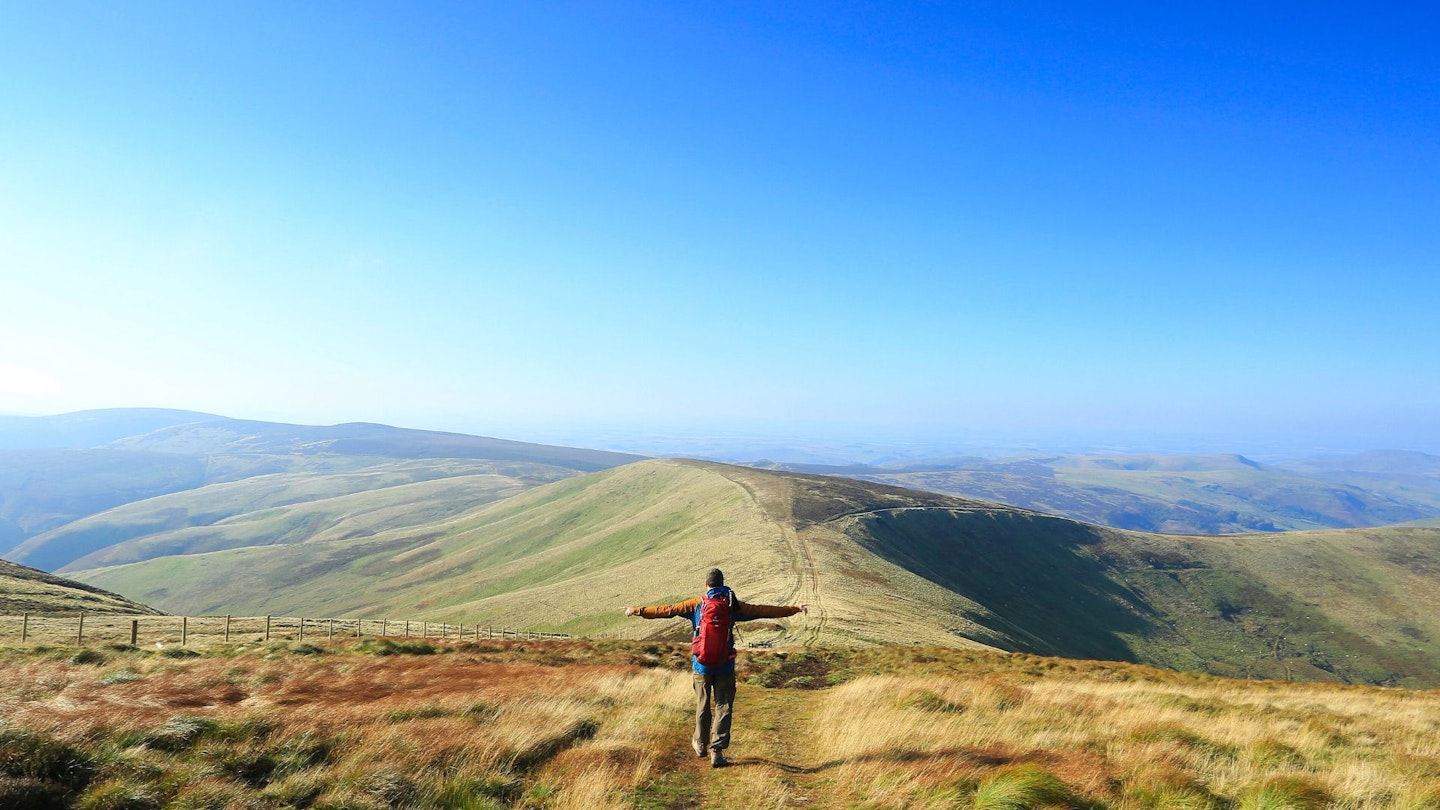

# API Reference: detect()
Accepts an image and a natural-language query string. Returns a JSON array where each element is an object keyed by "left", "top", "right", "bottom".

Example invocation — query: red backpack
[{"left": 692, "top": 589, "right": 736, "bottom": 667}]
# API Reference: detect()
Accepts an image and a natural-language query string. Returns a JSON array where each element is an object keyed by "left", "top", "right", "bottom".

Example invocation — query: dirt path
[{"left": 722, "top": 472, "right": 827, "bottom": 648}]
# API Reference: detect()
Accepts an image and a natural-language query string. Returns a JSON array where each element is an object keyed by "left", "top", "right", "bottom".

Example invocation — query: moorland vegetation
[{"left": 3, "top": 639, "right": 1439, "bottom": 809}]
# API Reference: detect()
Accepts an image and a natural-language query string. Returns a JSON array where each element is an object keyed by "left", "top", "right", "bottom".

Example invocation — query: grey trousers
[{"left": 693, "top": 670, "right": 736, "bottom": 752}]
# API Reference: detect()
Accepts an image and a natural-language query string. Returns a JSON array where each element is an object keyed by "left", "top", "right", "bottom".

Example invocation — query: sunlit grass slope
[
  {"left": 2, "top": 409, "right": 645, "bottom": 565},
  {"left": 70, "top": 461, "right": 809, "bottom": 639},
  {"left": 57, "top": 470, "right": 551, "bottom": 572},
  {"left": 0, "top": 558, "right": 159, "bottom": 614},
  {"left": 5, "top": 640, "right": 1440, "bottom": 809},
  {"left": 13, "top": 460, "right": 571, "bottom": 573}
]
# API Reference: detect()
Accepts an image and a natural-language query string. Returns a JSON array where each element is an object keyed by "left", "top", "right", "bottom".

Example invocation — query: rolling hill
[
  {"left": 0, "top": 409, "right": 645, "bottom": 560},
  {"left": 70, "top": 459, "right": 1440, "bottom": 687},
  {"left": 12, "top": 460, "right": 572, "bottom": 573}
]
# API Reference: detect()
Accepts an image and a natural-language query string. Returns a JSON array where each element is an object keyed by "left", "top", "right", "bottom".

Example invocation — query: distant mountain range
[
  {"left": 7, "top": 409, "right": 1440, "bottom": 687},
  {"left": 749, "top": 450, "right": 1440, "bottom": 534}
]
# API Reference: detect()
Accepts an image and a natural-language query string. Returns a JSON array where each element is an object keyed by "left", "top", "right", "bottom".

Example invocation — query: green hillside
[
  {"left": 0, "top": 558, "right": 159, "bottom": 615},
  {"left": 70, "top": 459, "right": 1440, "bottom": 687},
  {"left": 57, "top": 472, "right": 544, "bottom": 572},
  {"left": 0, "top": 409, "right": 646, "bottom": 562},
  {"left": 12, "top": 459, "right": 570, "bottom": 573}
]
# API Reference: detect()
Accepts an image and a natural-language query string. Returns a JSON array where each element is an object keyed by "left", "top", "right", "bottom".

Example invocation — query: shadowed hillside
[{"left": 69, "top": 459, "right": 1440, "bottom": 686}]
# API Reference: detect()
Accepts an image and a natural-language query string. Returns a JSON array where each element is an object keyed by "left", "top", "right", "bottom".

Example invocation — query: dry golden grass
[
  {"left": 4, "top": 639, "right": 1440, "bottom": 809},
  {"left": 797, "top": 669, "right": 1440, "bottom": 808}
]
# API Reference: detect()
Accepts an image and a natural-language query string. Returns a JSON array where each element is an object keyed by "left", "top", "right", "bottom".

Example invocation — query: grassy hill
[
  {"left": 3, "top": 639, "right": 1440, "bottom": 809},
  {"left": 759, "top": 451, "right": 1440, "bottom": 533},
  {"left": 0, "top": 408, "right": 213, "bottom": 449},
  {"left": 1278, "top": 449, "right": 1440, "bottom": 513},
  {"left": 0, "top": 558, "right": 159, "bottom": 614},
  {"left": 11, "top": 460, "right": 571, "bottom": 573},
  {"left": 107, "top": 417, "right": 642, "bottom": 471},
  {"left": 70, "top": 459, "right": 1440, "bottom": 687},
  {"left": 0, "top": 409, "right": 645, "bottom": 562}
]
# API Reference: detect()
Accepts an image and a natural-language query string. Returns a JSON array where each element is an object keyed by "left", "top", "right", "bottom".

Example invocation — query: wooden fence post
[
  {"left": 356, "top": 619, "right": 362, "bottom": 638},
  {"left": 328, "top": 619, "right": 334, "bottom": 640},
  {"left": 21, "top": 613, "right": 28, "bottom": 642},
  {"left": 265, "top": 615, "right": 272, "bottom": 641},
  {"left": 77, "top": 612, "right": 85, "bottom": 645},
  {"left": 181, "top": 616, "right": 188, "bottom": 646},
  {"left": 299, "top": 618, "right": 305, "bottom": 641},
  {"left": 405, "top": 620, "right": 410, "bottom": 638},
  {"left": 130, "top": 619, "right": 139, "bottom": 647},
  {"left": 224, "top": 615, "right": 231, "bottom": 642}
]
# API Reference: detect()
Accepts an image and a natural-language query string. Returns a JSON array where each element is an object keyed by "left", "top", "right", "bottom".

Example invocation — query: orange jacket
[{"left": 631, "top": 589, "right": 804, "bottom": 673}]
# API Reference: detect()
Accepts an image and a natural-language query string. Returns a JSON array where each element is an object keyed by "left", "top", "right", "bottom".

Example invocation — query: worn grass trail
[{"left": 698, "top": 686, "right": 831, "bottom": 810}]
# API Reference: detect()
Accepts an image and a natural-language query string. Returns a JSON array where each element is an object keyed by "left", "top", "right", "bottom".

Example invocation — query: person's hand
[
  {"left": 623, "top": 606, "right": 636, "bottom": 617},
  {"left": 799, "top": 604, "right": 809, "bottom": 614}
]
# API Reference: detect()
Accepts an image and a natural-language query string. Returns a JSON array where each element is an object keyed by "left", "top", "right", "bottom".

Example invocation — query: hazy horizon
[
  {"left": 3, "top": 405, "right": 1436, "bottom": 465},
  {"left": 3, "top": 5, "right": 1435, "bottom": 456}
]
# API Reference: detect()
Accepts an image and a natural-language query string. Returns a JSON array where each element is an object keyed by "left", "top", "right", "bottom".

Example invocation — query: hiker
[{"left": 623, "top": 567, "right": 808, "bottom": 768}]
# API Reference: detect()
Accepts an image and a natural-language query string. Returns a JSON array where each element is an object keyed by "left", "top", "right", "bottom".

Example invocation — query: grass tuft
[
  {"left": 74, "top": 778, "right": 163, "bottom": 810},
  {"left": 155, "top": 647, "right": 200, "bottom": 659},
  {"left": 900, "top": 688, "right": 966, "bottom": 713},
  {"left": 70, "top": 649, "right": 107, "bottom": 666},
  {"left": 142, "top": 717, "right": 218, "bottom": 752},
  {"left": 354, "top": 638, "right": 438, "bottom": 656},
  {"left": 1123, "top": 771, "right": 1223, "bottom": 810},
  {"left": 1393, "top": 784, "right": 1440, "bottom": 810},
  {"left": 0, "top": 776, "right": 77, "bottom": 810},
  {"left": 465, "top": 703, "right": 501, "bottom": 724},
  {"left": 1247, "top": 739, "right": 1306, "bottom": 769},
  {"left": 972, "top": 764, "right": 1077, "bottom": 810},
  {"left": 0, "top": 727, "right": 97, "bottom": 787},
  {"left": 1236, "top": 775, "right": 1332, "bottom": 810},
  {"left": 386, "top": 705, "right": 452, "bottom": 723},
  {"left": 97, "top": 668, "right": 141, "bottom": 685},
  {"left": 1128, "top": 724, "right": 1238, "bottom": 760}
]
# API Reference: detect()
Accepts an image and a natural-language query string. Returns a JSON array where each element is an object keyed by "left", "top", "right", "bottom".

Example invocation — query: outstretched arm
[
  {"left": 623, "top": 597, "right": 702, "bottom": 619},
  {"left": 734, "top": 599, "right": 809, "bottom": 622}
]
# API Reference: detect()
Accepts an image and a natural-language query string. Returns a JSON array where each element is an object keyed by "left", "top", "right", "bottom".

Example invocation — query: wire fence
[{"left": 0, "top": 613, "right": 571, "bottom": 649}]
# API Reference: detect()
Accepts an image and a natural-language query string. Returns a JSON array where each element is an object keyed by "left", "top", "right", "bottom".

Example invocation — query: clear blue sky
[{"left": 2, "top": 2, "right": 1436, "bottom": 454}]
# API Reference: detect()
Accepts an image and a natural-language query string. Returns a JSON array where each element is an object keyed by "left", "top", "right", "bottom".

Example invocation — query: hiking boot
[
  {"left": 693, "top": 742, "right": 707, "bottom": 758},
  {"left": 710, "top": 749, "right": 728, "bottom": 768}
]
